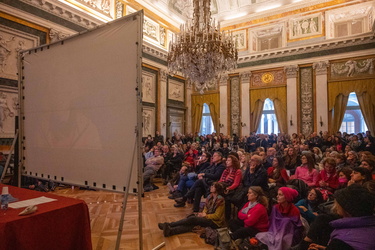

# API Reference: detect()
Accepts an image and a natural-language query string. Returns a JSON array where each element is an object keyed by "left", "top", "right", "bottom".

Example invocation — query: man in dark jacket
[{"left": 174, "top": 152, "right": 225, "bottom": 212}]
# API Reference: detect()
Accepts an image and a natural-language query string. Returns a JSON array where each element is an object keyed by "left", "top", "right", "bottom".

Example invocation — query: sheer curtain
[{"left": 208, "top": 103, "right": 219, "bottom": 133}]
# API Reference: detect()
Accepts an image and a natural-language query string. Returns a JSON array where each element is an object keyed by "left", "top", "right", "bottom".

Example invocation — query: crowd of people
[{"left": 143, "top": 130, "right": 375, "bottom": 250}]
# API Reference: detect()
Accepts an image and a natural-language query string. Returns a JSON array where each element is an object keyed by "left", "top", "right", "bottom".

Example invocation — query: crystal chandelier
[{"left": 168, "top": 0, "right": 238, "bottom": 94}]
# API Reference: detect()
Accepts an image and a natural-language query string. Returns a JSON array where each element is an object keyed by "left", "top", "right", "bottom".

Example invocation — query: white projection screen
[{"left": 20, "top": 12, "right": 143, "bottom": 193}]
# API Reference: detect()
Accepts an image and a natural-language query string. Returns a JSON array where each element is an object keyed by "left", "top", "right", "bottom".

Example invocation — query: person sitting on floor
[
  {"left": 308, "top": 184, "right": 375, "bottom": 250},
  {"left": 295, "top": 187, "right": 324, "bottom": 224},
  {"left": 256, "top": 187, "right": 303, "bottom": 250},
  {"left": 228, "top": 186, "right": 269, "bottom": 242},
  {"left": 174, "top": 152, "right": 225, "bottom": 212},
  {"left": 143, "top": 148, "right": 164, "bottom": 192},
  {"left": 158, "top": 182, "right": 226, "bottom": 237}
]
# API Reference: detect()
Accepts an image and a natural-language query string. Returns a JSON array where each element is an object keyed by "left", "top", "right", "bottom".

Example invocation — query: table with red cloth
[{"left": 0, "top": 184, "right": 92, "bottom": 250}]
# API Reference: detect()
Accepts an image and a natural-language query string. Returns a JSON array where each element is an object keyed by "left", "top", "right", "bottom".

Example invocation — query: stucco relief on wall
[
  {"left": 142, "top": 106, "right": 155, "bottom": 137},
  {"left": 0, "top": 89, "right": 18, "bottom": 136},
  {"left": 0, "top": 27, "right": 39, "bottom": 80},
  {"left": 168, "top": 80, "right": 184, "bottom": 102},
  {"left": 66, "top": 0, "right": 113, "bottom": 18},
  {"left": 232, "top": 29, "right": 247, "bottom": 50},
  {"left": 330, "top": 58, "right": 374, "bottom": 79},
  {"left": 251, "top": 69, "right": 285, "bottom": 88},
  {"left": 142, "top": 71, "right": 156, "bottom": 104},
  {"left": 300, "top": 68, "right": 313, "bottom": 136},
  {"left": 289, "top": 13, "right": 322, "bottom": 39}
]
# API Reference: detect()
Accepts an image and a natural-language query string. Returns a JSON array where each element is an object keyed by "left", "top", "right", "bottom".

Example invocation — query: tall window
[
  {"left": 257, "top": 98, "right": 279, "bottom": 134},
  {"left": 200, "top": 103, "right": 215, "bottom": 135},
  {"left": 340, "top": 92, "right": 368, "bottom": 134}
]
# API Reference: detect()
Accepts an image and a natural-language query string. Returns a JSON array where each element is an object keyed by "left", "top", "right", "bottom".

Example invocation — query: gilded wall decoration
[
  {"left": 230, "top": 77, "right": 240, "bottom": 136},
  {"left": 251, "top": 69, "right": 285, "bottom": 88},
  {"left": 300, "top": 67, "right": 313, "bottom": 136},
  {"left": 289, "top": 13, "right": 322, "bottom": 39},
  {"left": 0, "top": 27, "right": 39, "bottom": 80},
  {"left": 142, "top": 106, "right": 155, "bottom": 137},
  {"left": 330, "top": 58, "right": 374, "bottom": 80},
  {"left": 168, "top": 79, "right": 184, "bottom": 102},
  {"left": 141, "top": 71, "right": 156, "bottom": 104},
  {"left": 232, "top": 29, "right": 247, "bottom": 50}
]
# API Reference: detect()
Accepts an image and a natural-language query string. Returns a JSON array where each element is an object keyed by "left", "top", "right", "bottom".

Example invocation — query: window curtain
[
  {"left": 328, "top": 79, "right": 375, "bottom": 134},
  {"left": 250, "top": 99, "right": 264, "bottom": 133},
  {"left": 357, "top": 92, "right": 375, "bottom": 134},
  {"left": 250, "top": 86, "right": 287, "bottom": 133},
  {"left": 331, "top": 94, "right": 349, "bottom": 133},
  {"left": 191, "top": 103, "right": 203, "bottom": 134},
  {"left": 191, "top": 93, "right": 220, "bottom": 133}
]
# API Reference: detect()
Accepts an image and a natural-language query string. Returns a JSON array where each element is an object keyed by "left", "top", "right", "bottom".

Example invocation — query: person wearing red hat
[{"left": 256, "top": 187, "right": 303, "bottom": 250}]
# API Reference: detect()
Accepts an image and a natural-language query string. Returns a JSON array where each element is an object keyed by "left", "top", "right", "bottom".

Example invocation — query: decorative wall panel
[
  {"left": 300, "top": 67, "right": 314, "bottom": 136},
  {"left": 251, "top": 69, "right": 285, "bottom": 88},
  {"left": 230, "top": 76, "right": 240, "bottom": 136},
  {"left": 289, "top": 13, "right": 323, "bottom": 40},
  {"left": 141, "top": 70, "right": 156, "bottom": 104},
  {"left": 232, "top": 29, "right": 247, "bottom": 50},
  {"left": 142, "top": 106, "right": 155, "bottom": 137},
  {"left": 330, "top": 58, "right": 374, "bottom": 80},
  {"left": 0, "top": 26, "right": 39, "bottom": 80},
  {"left": 168, "top": 79, "right": 184, "bottom": 102},
  {"left": 0, "top": 88, "right": 18, "bottom": 137}
]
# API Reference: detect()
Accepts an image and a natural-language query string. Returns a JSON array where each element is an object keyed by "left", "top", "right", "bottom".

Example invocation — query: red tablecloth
[{"left": 0, "top": 184, "right": 92, "bottom": 250}]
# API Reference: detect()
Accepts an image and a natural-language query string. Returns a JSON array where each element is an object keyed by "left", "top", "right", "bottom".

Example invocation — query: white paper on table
[{"left": 8, "top": 196, "right": 57, "bottom": 209}]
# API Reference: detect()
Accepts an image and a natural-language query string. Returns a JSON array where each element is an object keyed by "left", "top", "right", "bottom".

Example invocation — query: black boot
[{"left": 164, "top": 225, "right": 189, "bottom": 237}]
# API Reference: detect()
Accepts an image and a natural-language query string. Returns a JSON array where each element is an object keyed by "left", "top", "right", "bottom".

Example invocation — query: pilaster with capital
[
  {"left": 186, "top": 80, "right": 192, "bottom": 133},
  {"left": 219, "top": 76, "right": 228, "bottom": 134},
  {"left": 313, "top": 61, "right": 329, "bottom": 76},
  {"left": 240, "top": 72, "right": 251, "bottom": 136},
  {"left": 285, "top": 65, "right": 299, "bottom": 135},
  {"left": 284, "top": 65, "right": 299, "bottom": 78},
  {"left": 313, "top": 61, "right": 329, "bottom": 132},
  {"left": 159, "top": 69, "right": 168, "bottom": 137}
]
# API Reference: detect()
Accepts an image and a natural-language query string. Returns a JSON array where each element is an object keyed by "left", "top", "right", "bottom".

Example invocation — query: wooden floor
[{"left": 54, "top": 180, "right": 214, "bottom": 250}]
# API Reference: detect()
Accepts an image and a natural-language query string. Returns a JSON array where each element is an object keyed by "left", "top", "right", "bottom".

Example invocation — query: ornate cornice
[
  {"left": 20, "top": 0, "right": 101, "bottom": 29},
  {"left": 142, "top": 42, "right": 168, "bottom": 62},
  {"left": 49, "top": 28, "right": 70, "bottom": 42},
  {"left": 284, "top": 65, "right": 299, "bottom": 78},
  {"left": 238, "top": 34, "right": 375, "bottom": 68},
  {"left": 313, "top": 61, "right": 329, "bottom": 76}
]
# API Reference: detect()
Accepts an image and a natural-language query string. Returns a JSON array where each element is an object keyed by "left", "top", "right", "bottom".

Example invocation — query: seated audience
[
  {"left": 228, "top": 186, "right": 269, "bottom": 241},
  {"left": 143, "top": 148, "right": 164, "bottom": 191},
  {"left": 256, "top": 187, "right": 303, "bottom": 250},
  {"left": 348, "top": 167, "right": 372, "bottom": 186},
  {"left": 295, "top": 188, "right": 324, "bottom": 224},
  {"left": 291, "top": 153, "right": 319, "bottom": 187},
  {"left": 308, "top": 184, "right": 375, "bottom": 250},
  {"left": 159, "top": 182, "right": 225, "bottom": 237},
  {"left": 267, "top": 156, "right": 289, "bottom": 187}
]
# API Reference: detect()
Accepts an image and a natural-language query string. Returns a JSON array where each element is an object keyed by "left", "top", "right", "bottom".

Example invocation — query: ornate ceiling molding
[
  {"left": 20, "top": 0, "right": 102, "bottom": 29},
  {"left": 238, "top": 33, "right": 375, "bottom": 66}
]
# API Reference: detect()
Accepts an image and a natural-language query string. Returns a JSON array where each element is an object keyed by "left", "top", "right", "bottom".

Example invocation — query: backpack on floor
[{"left": 205, "top": 227, "right": 219, "bottom": 245}]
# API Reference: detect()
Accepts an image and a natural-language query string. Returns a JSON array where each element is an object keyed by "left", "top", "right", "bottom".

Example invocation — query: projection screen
[{"left": 19, "top": 12, "right": 143, "bottom": 193}]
